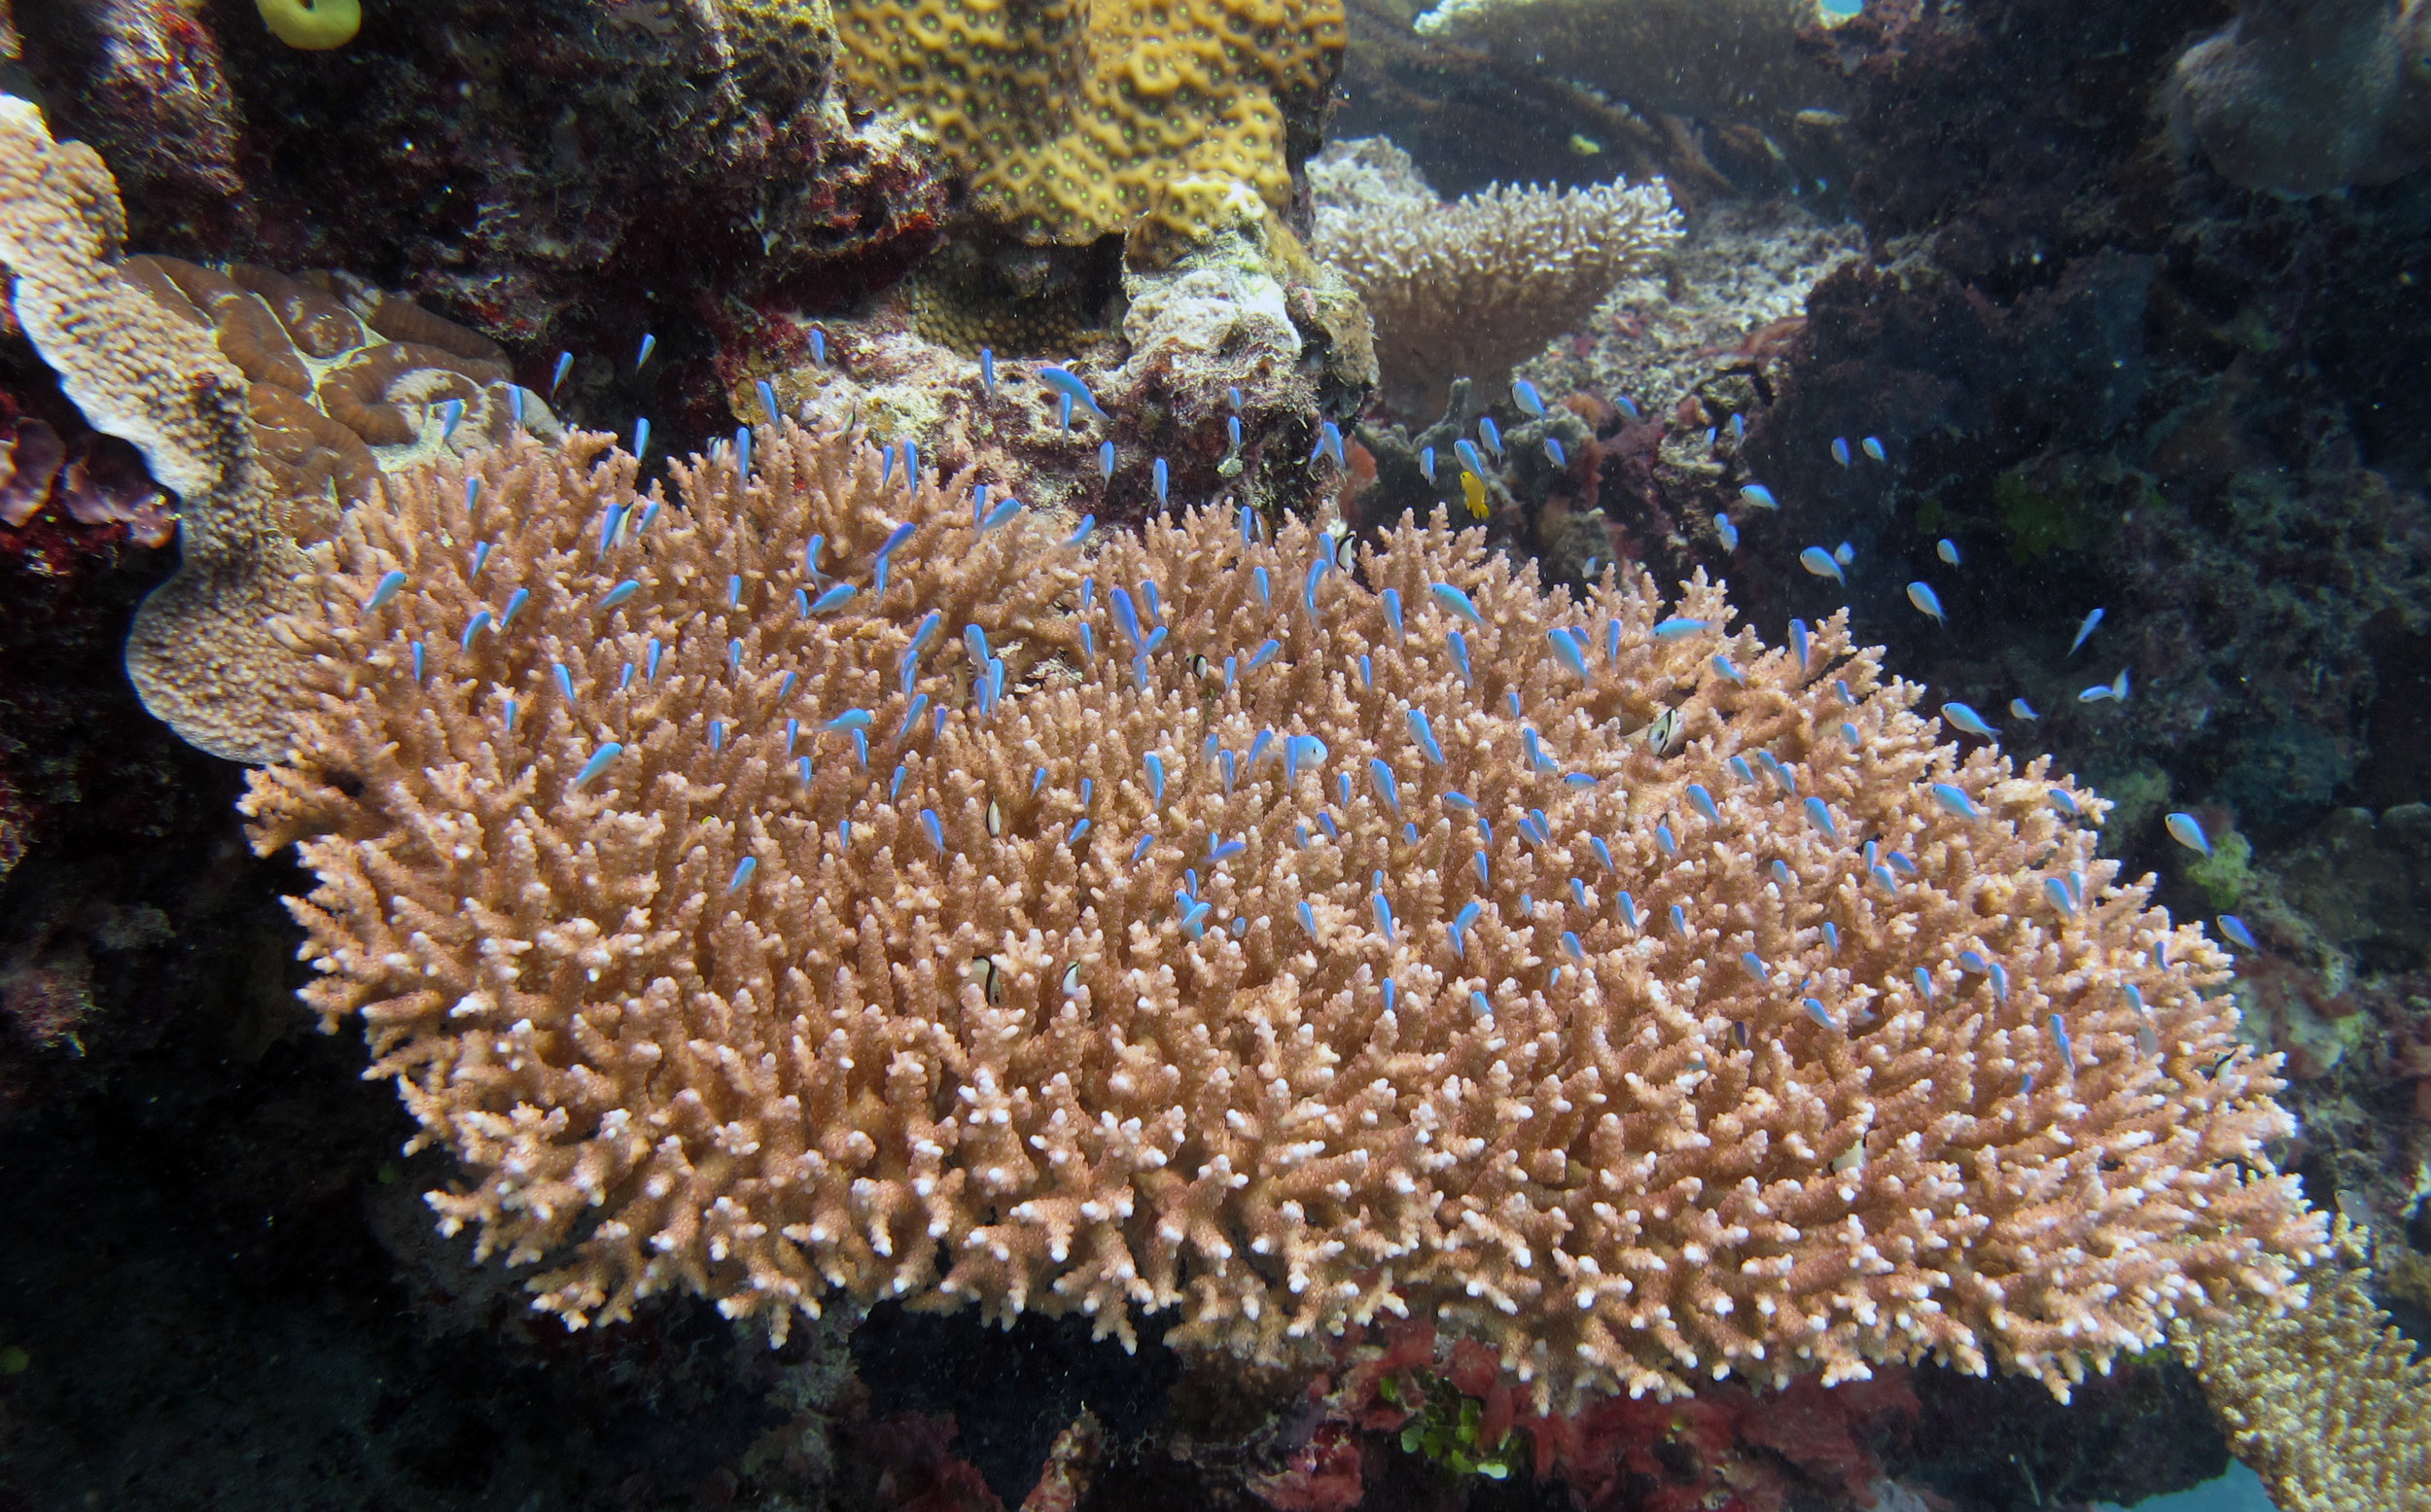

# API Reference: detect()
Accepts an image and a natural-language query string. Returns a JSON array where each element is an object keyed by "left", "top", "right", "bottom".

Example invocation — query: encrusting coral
[
  {"left": 0, "top": 96, "right": 555, "bottom": 762},
  {"left": 0, "top": 94, "right": 303, "bottom": 764},
  {"left": 832, "top": 0, "right": 1345, "bottom": 245},
  {"left": 2170, "top": 1222, "right": 2430, "bottom": 1511},
  {"left": 1311, "top": 139, "right": 1682, "bottom": 418},
  {"left": 246, "top": 412, "right": 2324, "bottom": 1410}
]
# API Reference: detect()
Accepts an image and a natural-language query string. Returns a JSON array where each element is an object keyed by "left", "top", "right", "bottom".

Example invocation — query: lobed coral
[
  {"left": 832, "top": 0, "right": 1345, "bottom": 245},
  {"left": 1310, "top": 139, "right": 1681, "bottom": 419},
  {"left": 247, "top": 412, "right": 2322, "bottom": 1412}
]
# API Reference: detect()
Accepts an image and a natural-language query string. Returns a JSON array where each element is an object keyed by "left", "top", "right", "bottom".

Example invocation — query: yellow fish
[
  {"left": 1462, "top": 470, "right": 1490, "bottom": 519},
  {"left": 1569, "top": 134, "right": 1603, "bottom": 156}
]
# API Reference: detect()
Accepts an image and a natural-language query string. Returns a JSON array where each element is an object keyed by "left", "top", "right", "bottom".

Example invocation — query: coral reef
[
  {"left": 0, "top": 99, "right": 567, "bottom": 761},
  {"left": 831, "top": 0, "right": 1346, "bottom": 246},
  {"left": 9, "top": 0, "right": 948, "bottom": 456},
  {"left": 2167, "top": 0, "right": 2431, "bottom": 198},
  {"left": 1310, "top": 137, "right": 1681, "bottom": 419},
  {"left": 763, "top": 183, "right": 1372, "bottom": 531},
  {"left": 2172, "top": 1224, "right": 2431, "bottom": 1511},
  {"left": 245, "top": 410, "right": 2322, "bottom": 1413}
]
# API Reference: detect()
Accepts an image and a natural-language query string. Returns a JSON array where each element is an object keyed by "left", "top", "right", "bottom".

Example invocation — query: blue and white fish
[
  {"left": 2009, "top": 697, "right": 2039, "bottom": 721},
  {"left": 2165, "top": 812, "right": 2210, "bottom": 855},
  {"left": 550, "top": 350, "right": 573, "bottom": 395},
  {"left": 1931, "top": 783, "right": 1983, "bottom": 819},
  {"left": 2069, "top": 607, "right": 2104, "bottom": 655},
  {"left": 1831, "top": 437, "right": 1851, "bottom": 467},
  {"left": 1545, "top": 437, "right": 1567, "bottom": 467},
  {"left": 1861, "top": 436, "right": 1886, "bottom": 462},
  {"left": 1799, "top": 545, "right": 1845, "bottom": 582},
  {"left": 1420, "top": 445, "right": 1436, "bottom": 483},
  {"left": 1430, "top": 581, "right": 1484, "bottom": 624},
  {"left": 1906, "top": 581, "right": 1945, "bottom": 623},
  {"left": 1940, "top": 702, "right": 1997, "bottom": 738},
  {"left": 1153, "top": 456, "right": 1168, "bottom": 507},
  {"left": 1615, "top": 393, "right": 1639, "bottom": 420},
  {"left": 1035, "top": 366, "right": 1110, "bottom": 423},
  {"left": 1100, "top": 440, "right": 1115, "bottom": 480},
  {"left": 1455, "top": 438, "right": 1488, "bottom": 478},
  {"left": 1478, "top": 415, "right": 1502, "bottom": 457},
  {"left": 2218, "top": 914, "right": 2257, "bottom": 949},
  {"left": 1937, "top": 538, "right": 1960, "bottom": 566},
  {"left": 1740, "top": 483, "right": 1779, "bottom": 510},
  {"left": 1512, "top": 378, "right": 1546, "bottom": 416},
  {"left": 1714, "top": 513, "right": 1739, "bottom": 551},
  {"left": 1652, "top": 615, "right": 1709, "bottom": 638},
  {"left": 1835, "top": 542, "right": 1854, "bottom": 566},
  {"left": 980, "top": 347, "right": 996, "bottom": 393}
]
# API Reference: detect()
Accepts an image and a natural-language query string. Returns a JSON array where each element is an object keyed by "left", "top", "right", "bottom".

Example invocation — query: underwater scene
[{"left": 0, "top": 0, "right": 2425, "bottom": 1507}]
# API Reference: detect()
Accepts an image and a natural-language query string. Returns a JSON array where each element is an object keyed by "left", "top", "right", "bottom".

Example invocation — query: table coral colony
[{"left": 243, "top": 417, "right": 2324, "bottom": 1412}]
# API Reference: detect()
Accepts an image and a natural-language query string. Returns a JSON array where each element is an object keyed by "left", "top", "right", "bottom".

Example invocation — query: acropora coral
[
  {"left": 1311, "top": 139, "right": 1681, "bottom": 418},
  {"left": 243, "top": 409, "right": 2322, "bottom": 1412}
]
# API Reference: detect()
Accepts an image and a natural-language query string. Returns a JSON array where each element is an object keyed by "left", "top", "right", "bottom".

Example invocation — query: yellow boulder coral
[{"left": 834, "top": 0, "right": 1344, "bottom": 245}]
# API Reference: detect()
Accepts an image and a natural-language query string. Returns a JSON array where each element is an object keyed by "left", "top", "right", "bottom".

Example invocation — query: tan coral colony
[{"left": 245, "top": 415, "right": 2324, "bottom": 1412}]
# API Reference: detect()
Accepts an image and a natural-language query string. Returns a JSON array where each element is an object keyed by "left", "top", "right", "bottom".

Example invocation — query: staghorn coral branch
[{"left": 249, "top": 421, "right": 2324, "bottom": 1411}]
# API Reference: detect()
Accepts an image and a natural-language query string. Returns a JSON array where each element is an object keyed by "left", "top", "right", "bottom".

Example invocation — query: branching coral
[
  {"left": 1311, "top": 139, "right": 1681, "bottom": 418},
  {"left": 2171, "top": 1224, "right": 2431, "bottom": 1510},
  {"left": 247, "top": 413, "right": 2322, "bottom": 1411}
]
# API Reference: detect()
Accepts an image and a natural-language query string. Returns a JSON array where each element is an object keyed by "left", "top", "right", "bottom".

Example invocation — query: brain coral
[
  {"left": 832, "top": 0, "right": 1345, "bottom": 244},
  {"left": 247, "top": 421, "right": 2322, "bottom": 1409}
]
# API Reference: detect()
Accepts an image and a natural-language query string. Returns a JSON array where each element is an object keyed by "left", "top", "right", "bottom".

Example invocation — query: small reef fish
[
  {"left": 1512, "top": 378, "right": 1547, "bottom": 416},
  {"left": 1730, "top": 413, "right": 1745, "bottom": 444},
  {"left": 1461, "top": 471, "right": 1489, "bottom": 519},
  {"left": 635, "top": 332, "right": 655, "bottom": 369},
  {"left": 2069, "top": 607, "right": 2104, "bottom": 654},
  {"left": 1035, "top": 366, "right": 1110, "bottom": 423},
  {"left": 2009, "top": 697, "right": 2039, "bottom": 721},
  {"left": 980, "top": 347, "right": 996, "bottom": 393},
  {"left": 1544, "top": 437, "right": 1567, "bottom": 467},
  {"left": 1799, "top": 545, "right": 1845, "bottom": 582},
  {"left": 1420, "top": 445, "right": 1436, "bottom": 483},
  {"left": 1714, "top": 513, "right": 1739, "bottom": 550},
  {"left": 1568, "top": 133, "right": 1602, "bottom": 155},
  {"left": 2166, "top": 812, "right": 2211, "bottom": 855},
  {"left": 1478, "top": 415, "right": 1502, "bottom": 456},
  {"left": 2218, "top": 914, "right": 2257, "bottom": 949},
  {"left": 1614, "top": 393, "right": 1640, "bottom": 420},
  {"left": 1831, "top": 437, "right": 1851, "bottom": 467},
  {"left": 1456, "top": 438, "right": 1487, "bottom": 478},
  {"left": 1906, "top": 581, "right": 1945, "bottom": 623},
  {"left": 1835, "top": 542, "right": 1854, "bottom": 566},
  {"left": 1861, "top": 436, "right": 1886, "bottom": 462},
  {"left": 1740, "top": 483, "right": 1779, "bottom": 510},
  {"left": 549, "top": 350, "right": 573, "bottom": 395},
  {"left": 1940, "top": 702, "right": 1997, "bottom": 738},
  {"left": 1937, "top": 538, "right": 1960, "bottom": 565}
]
